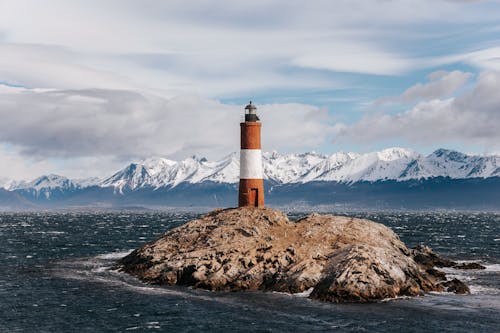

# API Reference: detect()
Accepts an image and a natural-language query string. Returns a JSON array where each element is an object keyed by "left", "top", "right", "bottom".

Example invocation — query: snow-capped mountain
[
  {"left": 6, "top": 174, "right": 92, "bottom": 199},
  {"left": 300, "top": 148, "right": 421, "bottom": 183},
  {"left": 263, "top": 151, "right": 327, "bottom": 183},
  {"left": 100, "top": 154, "right": 240, "bottom": 193},
  {"left": 298, "top": 148, "right": 418, "bottom": 183},
  {"left": 0, "top": 177, "right": 17, "bottom": 191},
  {"left": 3, "top": 148, "right": 500, "bottom": 195},
  {"left": 399, "top": 149, "right": 500, "bottom": 180},
  {"left": 95, "top": 147, "right": 499, "bottom": 192},
  {"left": 11, "top": 174, "right": 76, "bottom": 190},
  {"left": 1, "top": 148, "right": 499, "bottom": 210}
]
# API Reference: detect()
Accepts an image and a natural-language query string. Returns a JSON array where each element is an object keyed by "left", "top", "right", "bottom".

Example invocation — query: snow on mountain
[
  {"left": 100, "top": 157, "right": 177, "bottom": 193},
  {"left": 167, "top": 153, "right": 239, "bottom": 185},
  {"left": 99, "top": 147, "right": 499, "bottom": 192},
  {"left": 297, "top": 148, "right": 417, "bottom": 183},
  {"left": 0, "top": 177, "right": 17, "bottom": 190},
  {"left": 12, "top": 174, "right": 75, "bottom": 190},
  {"left": 193, "top": 153, "right": 239, "bottom": 184},
  {"left": 100, "top": 154, "right": 240, "bottom": 193},
  {"left": 263, "top": 151, "right": 327, "bottom": 183},
  {"left": 73, "top": 177, "right": 101, "bottom": 188},
  {"left": 6, "top": 148, "right": 500, "bottom": 195},
  {"left": 9, "top": 174, "right": 82, "bottom": 199},
  {"left": 300, "top": 152, "right": 358, "bottom": 182},
  {"left": 399, "top": 149, "right": 500, "bottom": 180}
]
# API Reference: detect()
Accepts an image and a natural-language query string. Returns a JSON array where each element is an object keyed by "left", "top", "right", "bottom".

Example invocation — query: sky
[{"left": 1, "top": 0, "right": 500, "bottom": 180}]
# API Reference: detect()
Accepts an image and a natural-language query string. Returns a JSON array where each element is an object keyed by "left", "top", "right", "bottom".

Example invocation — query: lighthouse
[{"left": 238, "top": 101, "right": 265, "bottom": 207}]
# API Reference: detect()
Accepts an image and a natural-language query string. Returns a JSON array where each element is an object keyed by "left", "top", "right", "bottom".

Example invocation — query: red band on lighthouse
[{"left": 238, "top": 102, "right": 265, "bottom": 208}]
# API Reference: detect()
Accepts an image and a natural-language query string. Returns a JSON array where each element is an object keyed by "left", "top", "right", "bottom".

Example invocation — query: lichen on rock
[{"left": 117, "top": 207, "right": 471, "bottom": 302}]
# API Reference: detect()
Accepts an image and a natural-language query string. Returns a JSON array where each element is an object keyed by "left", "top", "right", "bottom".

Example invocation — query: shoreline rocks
[{"left": 117, "top": 207, "right": 475, "bottom": 303}]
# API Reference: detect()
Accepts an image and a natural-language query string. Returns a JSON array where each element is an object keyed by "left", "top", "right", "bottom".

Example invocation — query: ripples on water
[{"left": 0, "top": 211, "right": 499, "bottom": 332}]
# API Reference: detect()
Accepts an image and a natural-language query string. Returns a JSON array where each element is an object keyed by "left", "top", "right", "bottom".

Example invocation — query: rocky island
[{"left": 118, "top": 207, "right": 478, "bottom": 303}]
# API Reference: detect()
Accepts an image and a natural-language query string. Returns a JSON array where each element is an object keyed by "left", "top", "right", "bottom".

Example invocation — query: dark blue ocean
[{"left": 1, "top": 211, "right": 499, "bottom": 332}]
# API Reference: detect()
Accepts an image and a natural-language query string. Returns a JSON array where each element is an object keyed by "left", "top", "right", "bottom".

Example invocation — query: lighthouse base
[{"left": 238, "top": 179, "right": 265, "bottom": 207}]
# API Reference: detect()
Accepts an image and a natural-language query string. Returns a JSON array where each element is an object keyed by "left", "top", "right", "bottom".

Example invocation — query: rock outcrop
[{"left": 118, "top": 207, "right": 470, "bottom": 302}]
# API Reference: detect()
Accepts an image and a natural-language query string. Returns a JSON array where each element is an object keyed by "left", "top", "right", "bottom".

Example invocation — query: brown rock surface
[
  {"left": 118, "top": 207, "right": 466, "bottom": 302},
  {"left": 453, "top": 262, "right": 486, "bottom": 270}
]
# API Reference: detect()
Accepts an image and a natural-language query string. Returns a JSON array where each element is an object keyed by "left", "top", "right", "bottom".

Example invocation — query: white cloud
[
  {"left": 1, "top": 0, "right": 500, "bottom": 179},
  {"left": 376, "top": 70, "right": 473, "bottom": 104},
  {"left": 0, "top": 86, "right": 335, "bottom": 174},
  {"left": 0, "top": 143, "right": 129, "bottom": 181},
  {"left": 0, "top": 146, "right": 55, "bottom": 181},
  {"left": 456, "top": 47, "right": 500, "bottom": 71},
  {"left": 1, "top": 0, "right": 498, "bottom": 96},
  {"left": 0, "top": 43, "right": 139, "bottom": 90},
  {"left": 334, "top": 71, "right": 500, "bottom": 149},
  {"left": 291, "top": 43, "right": 414, "bottom": 75},
  {"left": 0, "top": 0, "right": 475, "bottom": 55}
]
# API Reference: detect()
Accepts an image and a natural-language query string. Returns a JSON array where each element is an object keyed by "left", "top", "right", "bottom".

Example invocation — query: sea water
[{"left": 0, "top": 211, "right": 498, "bottom": 332}]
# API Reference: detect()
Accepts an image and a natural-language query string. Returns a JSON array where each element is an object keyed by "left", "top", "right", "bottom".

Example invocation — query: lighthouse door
[{"left": 250, "top": 188, "right": 259, "bottom": 207}]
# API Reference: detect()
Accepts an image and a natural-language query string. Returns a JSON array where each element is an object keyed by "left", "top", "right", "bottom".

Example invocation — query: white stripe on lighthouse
[{"left": 240, "top": 149, "right": 263, "bottom": 179}]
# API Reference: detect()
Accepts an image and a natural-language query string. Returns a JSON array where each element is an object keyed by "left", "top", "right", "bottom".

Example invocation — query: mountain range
[{"left": 1, "top": 148, "right": 499, "bottom": 210}]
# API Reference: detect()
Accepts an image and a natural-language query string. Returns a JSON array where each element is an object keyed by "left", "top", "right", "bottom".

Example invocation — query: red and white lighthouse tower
[{"left": 238, "top": 101, "right": 264, "bottom": 207}]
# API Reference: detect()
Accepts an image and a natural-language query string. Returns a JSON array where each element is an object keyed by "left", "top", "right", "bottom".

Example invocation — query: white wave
[
  {"left": 484, "top": 264, "right": 500, "bottom": 272},
  {"left": 92, "top": 266, "right": 111, "bottom": 273},
  {"left": 292, "top": 287, "right": 314, "bottom": 298},
  {"left": 95, "top": 250, "right": 134, "bottom": 260},
  {"left": 380, "top": 295, "right": 414, "bottom": 302},
  {"left": 34, "top": 231, "right": 66, "bottom": 234},
  {"left": 428, "top": 291, "right": 454, "bottom": 295},
  {"left": 469, "top": 285, "right": 500, "bottom": 295},
  {"left": 50, "top": 258, "right": 230, "bottom": 304},
  {"left": 454, "top": 259, "right": 482, "bottom": 264},
  {"left": 438, "top": 262, "right": 500, "bottom": 296},
  {"left": 125, "top": 326, "right": 140, "bottom": 331},
  {"left": 440, "top": 267, "right": 476, "bottom": 282}
]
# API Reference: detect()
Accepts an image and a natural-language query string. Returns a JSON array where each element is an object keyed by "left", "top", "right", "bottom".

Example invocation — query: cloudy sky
[{"left": 1, "top": 0, "right": 500, "bottom": 180}]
